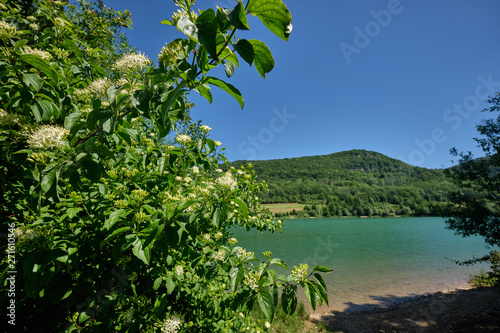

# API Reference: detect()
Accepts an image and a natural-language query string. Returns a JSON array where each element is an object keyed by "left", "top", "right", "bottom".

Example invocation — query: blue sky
[{"left": 104, "top": 0, "right": 500, "bottom": 169}]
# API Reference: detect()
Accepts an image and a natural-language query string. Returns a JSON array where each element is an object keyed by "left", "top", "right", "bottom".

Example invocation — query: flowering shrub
[{"left": 0, "top": 0, "right": 331, "bottom": 332}]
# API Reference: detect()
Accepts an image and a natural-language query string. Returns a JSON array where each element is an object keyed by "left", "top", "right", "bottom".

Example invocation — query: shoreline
[{"left": 306, "top": 283, "right": 500, "bottom": 332}]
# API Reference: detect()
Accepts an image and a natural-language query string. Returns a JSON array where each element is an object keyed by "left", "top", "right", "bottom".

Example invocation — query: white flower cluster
[
  {"left": 23, "top": 46, "right": 52, "bottom": 61},
  {"left": 199, "top": 125, "right": 212, "bottom": 132},
  {"left": 54, "top": 17, "right": 70, "bottom": 29},
  {"left": 113, "top": 52, "right": 151, "bottom": 74},
  {"left": 0, "top": 20, "right": 17, "bottom": 40},
  {"left": 0, "top": 110, "right": 18, "bottom": 126},
  {"left": 228, "top": 237, "right": 238, "bottom": 246},
  {"left": 158, "top": 41, "right": 182, "bottom": 67},
  {"left": 243, "top": 271, "right": 260, "bottom": 291},
  {"left": 215, "top": 172, "right": 237, "bottom": 191},
  {"left": 175, "top": 134, "right": 192, "bottom": 145},
  {"left": 161, "top": 316, "right": 182, "bottom": 333},
  {"left": 212, "top": 249, "right": 225, "bottom": 261},
  {"left": 192, "top": 166, "right": 200, "bottom": 174},
  {"left": 214, "top": 140, "right": 222, "bottom": 147},
  {"left": 174, "top": 265, "right": 184, "bottom": 276},
  {"left": 291, "top": 263, "right": 309, "bottom": 282},
  {"left": 27, "top": 125, "right": 69, "bottom": 149},
  {"left": 236, "top": 248, "right": 253, "bottom": 259},
  {"left": 87, "top": 77, "right": 111, "bottom": 98}
]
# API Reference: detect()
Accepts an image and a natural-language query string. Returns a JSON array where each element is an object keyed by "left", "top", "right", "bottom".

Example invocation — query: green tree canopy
[{"left": 445, "top": 92, "right": 500, "bottom": 247}]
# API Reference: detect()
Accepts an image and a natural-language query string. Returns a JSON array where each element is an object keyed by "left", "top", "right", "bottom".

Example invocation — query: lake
[{"left": 231, "top": 217, "right": 495, "bottom": 312}]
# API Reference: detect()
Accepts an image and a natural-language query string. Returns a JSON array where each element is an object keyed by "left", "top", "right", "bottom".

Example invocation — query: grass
[
  {"left": 262, "top": 203, "right": 305, "bottom": 214},
  {"left": 251, "top": 301, "right": 332, "bottom": 333}
]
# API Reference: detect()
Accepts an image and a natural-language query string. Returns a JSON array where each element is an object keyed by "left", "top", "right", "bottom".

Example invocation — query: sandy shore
[{"left": 307, "top": 284, "right": 500, "bottom": 332}]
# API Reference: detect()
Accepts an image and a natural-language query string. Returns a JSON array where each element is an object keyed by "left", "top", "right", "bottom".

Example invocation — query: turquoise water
[{"left": 231, "top": 217, "right": 494, "bottom": 310}]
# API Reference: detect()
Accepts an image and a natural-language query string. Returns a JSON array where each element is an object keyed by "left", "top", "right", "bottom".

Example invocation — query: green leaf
[
  {"left": 100, "top": 227, "right": 132, "bottom": 250},
  {"left": 23, "top": 73, "right": 43, "bottom": 91},
  {"left": 219, "top": 46, "right": 239, "bottom": 67},
  {"left": 194, "top": 84, "right": 213, "bottom": 104},
  {"left": 20, "top": 54, "right": 59, "bottom": 83},
  {"left": 230, "top": 197, "right": 249, "bottom": 217},
  {"left": 153, "top": 277, "right": 162, "bottom": 290},
  {"left": 304, "top": 282, "right": 316, "bottom": 311},
  {"left": 166, "top": 276, "right": 175, "bottom": 294},
  {"left": 249, "top": 39, "right": 274, "bottom": 78},
  {"left": 41, "top": 167, "right": 57, "bottom": 193},
  {"left": 80, "top": 159, "right": 102, "bottom": 183},
  {"left": 228, "top": 0, "right": 250, "bottom": 30},
  {"left": 105, "top": 209, "right": 127, "bottom": 230},
  {"left": 196, "top": 9, "right": 218, "bottom": 58},
  {"left": 15, "top": 39, "right": 28, "bottom": 49},
  {"left": 78, "top": 310, "right": 92, "bottom": 324},
  {"left": 32, "top": 99, "right": 55, "bottom": 121},
  {"left": 229, "top": 265, "right": 244, "bottom": 292},
  {"left": 281, "top": 284, "right": 297, "bottom": 315},
  {"left": 234, "top": 39, "right": 254, "bottom": 66},
  {"left": 269, "top": 258, "right": 288, "bottom": 270},
  {"left": 247, "top": 0, "right": 293, "bottom": 41},
  {"left": 204, "top": 76, "right": 244, "bottom": 109},
  {"left": 313, "top": 272, "right": 328, "bottom": 292},
  {"left": 309, "top": 280, "right": 329, "bottom": 306},
  {"left": 132, "top": 238, "right": 150, "bottom": 265},
  {"left": 312, "top": 265, "right": 333, "bottom": 273},
  {"left": 64, "top": 112, "right": 82, "bottom": 130},
  {"left": 67, "top": 207, "right": 82, "bottom": 219},
  {"left": 212, "top": 207, "right": 221, "bottom": 229},
  {"left": 257, "top": 290, "right": 275, "bottom": 322}
]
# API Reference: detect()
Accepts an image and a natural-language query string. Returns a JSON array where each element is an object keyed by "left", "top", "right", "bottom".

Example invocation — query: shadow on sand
[{"left": 311, "top": 288, "right": 500, "bottom": 333}]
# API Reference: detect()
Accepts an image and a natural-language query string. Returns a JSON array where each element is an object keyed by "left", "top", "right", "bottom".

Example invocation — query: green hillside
[{"left": 228, "top": 150, "right": 457, "bottom": 217}]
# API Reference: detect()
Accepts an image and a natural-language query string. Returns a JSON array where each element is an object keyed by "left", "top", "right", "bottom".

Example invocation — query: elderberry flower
[
  {"left": 54, "top": 17, "right": 70, "bottom": 30},
  {"left": 131, "top": 189, "right": 148, "bottom": 202},
  {"left": 113, "top": 52, "right": 151, "bottom": 74},
  {"left": 158, "top": 41, "right": 182, "bottom": 68},
  {"left": 215, "top": 172, "right": 237, "bottom": 191},
  {"left": 0, "top": 20, "right": 17, "bottom": 40},
  {"left": 174, "top": 265, "right": 184, "bottom": 276},
  {"left": 27, "top": 125, "right": 69, "bottom": 149},
  {"left": 291, "top": 263, "right": 309, "bottom": 282},
  {"left": 87, "top": 78, "right": 111, "bottom": 98},
  {"left": 243, "top": 271, "right": 260, "bottom": 291},
  {"left": 214, "top": 231, "right": 223, "bottom": 241},
  {"left": 200, "top": 125, "right": 212, "bottom": 132},
  {"left": 212, "top": 249, "right": 225, "bottom": 261},
  {"left": 161, "top": 316, "right": 182, "bottom": 333},
  {"left": 134, "top": 211, "right": 148, "bottom": 223},
  {"left": 175, "top": 134, "right": 192, "bottom": 145},
  {"left": 0, "top": 110, "right": 18, "bottom": 126},
  {"left": 23, "top": 46, "right": 52, "bottom": 61}
]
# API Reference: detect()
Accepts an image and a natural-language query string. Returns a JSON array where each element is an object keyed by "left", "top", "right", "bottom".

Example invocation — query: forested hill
[{"left": 228, "top": 150, "right": 456, "bottom": 217}]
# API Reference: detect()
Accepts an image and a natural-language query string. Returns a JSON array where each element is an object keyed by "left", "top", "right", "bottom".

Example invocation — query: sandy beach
[{"left": 306, "top": 284, "right": 500, "bottom": 332}]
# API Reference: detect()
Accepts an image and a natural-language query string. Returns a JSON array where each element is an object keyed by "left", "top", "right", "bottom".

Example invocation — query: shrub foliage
[{"left": 0, "top": 0, "right": 330, "bottom": 332}]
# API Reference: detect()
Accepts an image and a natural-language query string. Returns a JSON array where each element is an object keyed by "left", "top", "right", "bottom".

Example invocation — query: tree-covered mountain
[{"left": 228, "top": 150, "right": 457, "bottom": 217}]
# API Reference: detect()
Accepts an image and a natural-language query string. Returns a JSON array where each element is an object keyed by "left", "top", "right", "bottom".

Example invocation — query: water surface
[{"left": 231, "top": 217, "right": 494, "bottom": 311}]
